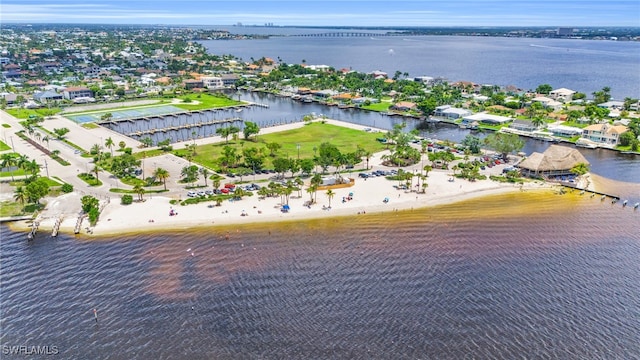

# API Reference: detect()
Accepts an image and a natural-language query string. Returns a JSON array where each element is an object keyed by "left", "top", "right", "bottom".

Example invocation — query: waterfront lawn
[
  {"left": 172, "top": 93, "right": 243, "bottom": 111},
  {"left": 361, "top": 102, "right": 392, "bottom": 112},
  {"left": 177, "top": 122, "right": 386, "bottom": 171},
  {"left": 0, "top": 140, "right": 11, "bottom": 151}
]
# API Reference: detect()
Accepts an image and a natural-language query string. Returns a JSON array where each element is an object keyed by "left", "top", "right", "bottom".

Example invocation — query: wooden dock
[
  {"left": 561, "top": 184, "right": 620, "bottom": 200},
  {"left": 126, "top": 117, "right": 241, "bottom": 137},
  {"left": 51, "top": 216, "right": 63, "bottom": 237},
  {"left": 27, "top": 220, "right": 39, "bottom": 240},
  {"left": 74, "top": 215, "right": 86, "bottom": 234}
]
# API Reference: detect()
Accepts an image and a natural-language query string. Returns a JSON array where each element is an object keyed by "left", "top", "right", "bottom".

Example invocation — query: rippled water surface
[{"left": 1, "top": 191, "right": 639, "bottom": 359}]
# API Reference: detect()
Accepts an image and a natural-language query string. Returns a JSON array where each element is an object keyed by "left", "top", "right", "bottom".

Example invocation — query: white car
[{"left": 187, "top": 191, "right": 197, "bottom": 197}]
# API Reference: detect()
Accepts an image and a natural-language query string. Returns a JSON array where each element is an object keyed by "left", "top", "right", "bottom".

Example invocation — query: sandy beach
[
  {"left": 27, "top": 163, "right": 550, "bottom": 237},
  {"left": 3, "top": 116, "right": 553, "bottom": 237}
]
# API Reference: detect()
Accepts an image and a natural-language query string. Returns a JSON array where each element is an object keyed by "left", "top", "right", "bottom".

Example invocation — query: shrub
[
  {"left": 121, "top": 194, "right": 133, "bottom": 205},
  {"left": 61, "top": 183, "right": 73, "bottom": 193}
]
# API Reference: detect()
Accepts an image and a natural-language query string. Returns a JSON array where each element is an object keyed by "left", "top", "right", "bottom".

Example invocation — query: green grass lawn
[
  {"left": 361, "top": 102, "right": 392, "bottom": 112},
  {"left": 177, "top": 122, "right": 386, "bottom": 171},
  {"left": 172, "top": 93, "right": 243, "bottom": 110},
  {"left": 560, "top": 120, "right": 590, "bottom": 129},
  {"left": 81, "top": 122, "right": 100, "bottom": 129},
  {"left": 2, "top": 123, "right": 11, "bottom": 128},
  {"left": 0, "top": 140, "right": 11, "bottom": 151},
  {"left": 6, "top": 108, "right": 61, "bottom": 119}
]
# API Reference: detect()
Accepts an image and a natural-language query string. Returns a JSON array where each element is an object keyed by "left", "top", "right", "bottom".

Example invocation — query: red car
[
  {"left": 224, "top": 183, "right": 236, "bottom": 189},
  {"left": 220, "top": 188, "right": 230, "bottom": 194}
]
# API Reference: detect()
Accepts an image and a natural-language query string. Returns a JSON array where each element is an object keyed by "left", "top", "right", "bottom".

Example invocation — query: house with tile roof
[{"left": 582, "top": 123, "right": 629, "bottom": 146}]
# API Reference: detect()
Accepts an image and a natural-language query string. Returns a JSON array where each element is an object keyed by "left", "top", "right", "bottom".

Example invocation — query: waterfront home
[
  {"left": 510, "top": 119, "right": 538, "bottom": 132},
  {"left": 581, "top": 123, "right": 629, "bottom": 146},
  {"left": 63, "top": 86, "right": 93, "bottom": 100},
  {"left": 433, "top": 105, "right": 472, "bottom": 119},
  {"left": 352, "top": 97, "right": 379, "bottom": 105},
  {"left": 549, "top": 88, "right": 576, "bottom": 103},
  {"left": 517, "top": 145, "right": 589, "bottom": 178},
  {"left": 390, "top": 101, "right": 417, "bottom": 112},
  {"left": 597, "top": 101, "right": 624, "bottom": 110},
  {"left": 547, "top": 124, "right": 583, "bottom": 137},
  {"left": 531, "top": 96, "right": 563, "bottom": 111},
  {"left": 463, "top": 113, "right": 511, "bottom": 126},
  {"left": 201, "top": 76, "right": 224, "bottom": 89}
]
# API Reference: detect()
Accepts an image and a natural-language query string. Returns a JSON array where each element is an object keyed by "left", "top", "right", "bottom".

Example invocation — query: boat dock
[
  {"left": 126, "top": 117, "right": 241, "bottom": 136},
  {"left": 561, "top": 184, "right": 620, "bottom": 200},
  {"left": 27, "top": 220, "right": 39, "bottom": 240}
]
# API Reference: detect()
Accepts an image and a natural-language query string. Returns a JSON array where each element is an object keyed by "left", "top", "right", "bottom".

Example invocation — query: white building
[
  {"left": 201, "top": 76, "right": 224, "bottom": 89},
  {"left": 433, "top": 105, "right": 472, "bottom": 119},
  {"left": 549, "top": 88, "right": 576, "bottom": 103}
]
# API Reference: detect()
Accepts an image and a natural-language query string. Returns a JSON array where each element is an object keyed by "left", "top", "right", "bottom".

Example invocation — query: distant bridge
[{"left": 288, "top": 32, "right": 409, "bottom": 38}]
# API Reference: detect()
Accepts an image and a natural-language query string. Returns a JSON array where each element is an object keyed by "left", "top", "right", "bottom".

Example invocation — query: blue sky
[{"left": 2, "top": 0, "right": 639, "bottom": 27}]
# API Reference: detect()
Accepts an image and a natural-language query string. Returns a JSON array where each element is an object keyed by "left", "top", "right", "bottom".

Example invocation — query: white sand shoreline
[{"left": 12, "top": 170, "right": 552, "bottom": 237}]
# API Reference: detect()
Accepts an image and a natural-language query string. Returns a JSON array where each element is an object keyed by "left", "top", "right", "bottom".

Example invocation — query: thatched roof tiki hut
[{"left": 517, "top": 145, "right": 589, "bottom": 178}]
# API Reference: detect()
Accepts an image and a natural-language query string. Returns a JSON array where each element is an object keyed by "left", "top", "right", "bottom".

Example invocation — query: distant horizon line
[{"left": 4, "top": 22, "right": 639, "bottom": 29}]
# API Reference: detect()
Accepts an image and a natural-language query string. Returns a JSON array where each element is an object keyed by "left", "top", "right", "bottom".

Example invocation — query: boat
[
  {"left": 622, "top": 200, "right": 628, "bottom": 207},
  {"left": 634, "top": 203, "right": 639, "bottom": 209},
  {"left": 575, "top": 139, "right": 598, "bottom": 149}
]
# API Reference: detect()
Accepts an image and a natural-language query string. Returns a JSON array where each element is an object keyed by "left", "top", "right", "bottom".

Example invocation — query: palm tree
[
  {"left": 133, "top": 184, "right": 145, "bottom": 201},
  {"left": 306, "top": 185, "right": 316, "bottom": 204},
  {"left": 325, "top": 189, "right": 335, "bottom": 208},
  {"left": 199, "top": 167, "right": 210, "bottom": 187},
  {"left": 311, "top": 173, "right": 322, "bottom": 202},
  {"left": 213, "top": 178, "right": 221, "bottom": 192},
  {"left": 105, "top": 137, "right": 115, "bottom": 156},
  {"left": 1, "top": 153, "right": 16, "bottom": 181},
  {"left": 92, "top": 164, "right": 101, "bottom": 183},
  {"left": 294, "top": 177, "right": 304, "bottom": 197},
  {"left": 42, "top": 135, "right": 50, "bottom": 148},
  {"left": 531, "top": 115, "right": 545, "bottom": 129},
  {"left": 13, "top": 186, "right": 25, "bottom": 205},
  {"left": 153, "top": 167, "right": 170, "bottom": 190}
]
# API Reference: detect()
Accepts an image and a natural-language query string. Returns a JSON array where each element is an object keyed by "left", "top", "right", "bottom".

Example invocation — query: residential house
[
  {"left": 220, "top": 74, "right": 239, "bottom": 87},
  {"left": 546, "top": 124, "right": 583, "bottom": 137},
  {"left": 582, "top": 123, "right": 629, "bottom": 146},
  {"left": 549, "top": 88, "right": 576, "bottom": 103},
  {"left": 597, "top": 101, "right": 625, "bottom": 110},
  {"left": 182, "top": 79, "right": 203, "bottom": 90},
  {"left": 433, "top": 105, "right": 472, "bottom": 119},
  {"left": 462, "top": 113, "right": 511, "bottom": 125},
  {"left": 63, "top": 86, "right": 93, "bottom": 100},
  {"left": 531, "top": 96, "right": 563, "bottom": 111},
  {"left": 390, "top": 101, "right": 417, "bottom": 112},
  {"left": 201, "top": 76, "right": 224, "bottom": 89},
  {"left": 33, "top": 90, "right": 63, "bottom": 103},
  {"left": 509, "top": 119, "right": 538, "bottom": 132}
]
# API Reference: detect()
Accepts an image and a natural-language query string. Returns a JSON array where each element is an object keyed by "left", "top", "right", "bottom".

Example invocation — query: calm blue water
[
  {"left": 201, "top": 34, "right": 640, "bottom": 99},
  {"left": 2, "top": 192, "right": 640, "bottom": 359}
]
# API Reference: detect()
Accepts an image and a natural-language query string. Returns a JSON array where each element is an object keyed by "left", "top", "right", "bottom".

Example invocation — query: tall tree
[
  {"left": 105, "top": 137, "right": 115, "bottom": 156},
  {"left": 325, "top": 189, "right": 335, "bottom": 208},
  {"left": 153, "top": 167, "right": 170, "bottom": 190}
]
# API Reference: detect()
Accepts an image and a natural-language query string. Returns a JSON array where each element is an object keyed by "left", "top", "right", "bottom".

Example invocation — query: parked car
[{"left": 187, "top": 191, "right": 197, "bottom": 197}]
